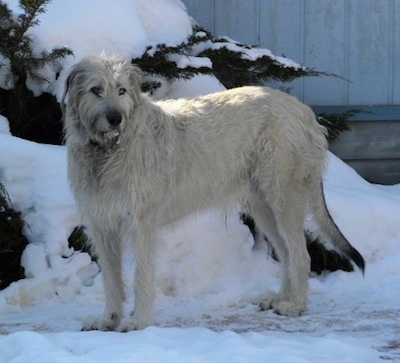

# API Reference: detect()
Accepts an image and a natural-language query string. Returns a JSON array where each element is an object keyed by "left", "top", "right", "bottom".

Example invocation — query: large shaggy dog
[{"left": 62, "top": 55, "right": 365, "bottom": 331}]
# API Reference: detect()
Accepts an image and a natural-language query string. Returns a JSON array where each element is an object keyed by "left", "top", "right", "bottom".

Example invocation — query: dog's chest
[{"left": 71, "top": 151, "right": 131, "bottom": 200}]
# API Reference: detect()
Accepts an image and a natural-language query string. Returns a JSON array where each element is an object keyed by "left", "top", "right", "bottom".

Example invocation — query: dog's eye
[
  {"left": 118, "top": 88, "right": 127, "bottom": 96},
  {"left": 91, "top": 87, "right": 102, "bottom": 96}
]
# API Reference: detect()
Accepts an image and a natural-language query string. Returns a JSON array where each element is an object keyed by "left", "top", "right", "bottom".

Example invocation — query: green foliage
[
  {"left": 0, "top": 0, "right": 72, "bottom": 139},
  {"left": 317, "top": 110, "right": 363, "bottom": 142},
  {"left": 0, "top": 183, "right": 28, "bottom": 289},
  {"left": 133, "top": 27, "right": 322, "bottom": 92},
  {"left": 133, "top": 41, "right": 212, "bottom": 93},
  {"left": 0, "top": 0, "right": 72, "bottom": 87},
  {"left": 194, "top": 30, "right": 320, "bottom": 89}
]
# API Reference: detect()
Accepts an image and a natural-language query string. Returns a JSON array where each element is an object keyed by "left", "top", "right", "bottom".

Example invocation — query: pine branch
[
  {"left": 18, "top": 0, "right": 49, "bottom": 32},
  {"left": 317, "top": 109, "right": 363, "bottom": 142},
  {"left": 0, "top": 0, "right": 73, "bottom": 134},
  {"left": 0, "top": 0, "right": 73, "bottom": 87},
  {"left": 133, "top": 26, "right": 327, "bottom": 92},
  {"left": 191, "top": 28, "right": 324, "bottom": 88}
]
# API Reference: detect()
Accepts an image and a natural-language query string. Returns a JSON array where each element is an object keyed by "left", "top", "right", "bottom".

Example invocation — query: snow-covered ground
[{"left": 1, "top": 1, "right": 399, "bottom": 362}]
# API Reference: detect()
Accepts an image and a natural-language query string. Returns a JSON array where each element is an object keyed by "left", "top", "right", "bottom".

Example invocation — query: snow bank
[
  {"left": 0, "top": 115, "right": 10, "bottom": 135},
  {"left": 0, "top": 134, "right": 98, "bottom": 306},
  {"left": 324, "top": 153, "right": 400, "bottom": 262},
  {"left": 0, "top": 329, "right": 381, "bottom": 363}
]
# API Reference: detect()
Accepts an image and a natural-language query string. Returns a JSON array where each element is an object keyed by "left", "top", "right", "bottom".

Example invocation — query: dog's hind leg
[
  {"left": 82, "top": 225, "right": 125, "bottom": 331},
  {"left": 251, "top": 191, "right": 310, "bottom": 316}
]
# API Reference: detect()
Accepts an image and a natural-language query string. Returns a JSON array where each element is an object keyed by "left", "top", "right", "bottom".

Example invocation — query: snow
[
  {"left": 0, "top": 1, "right": 399, "bottom": 362},
  {"left": 0, "top": 329, "right": 381, "bottom": 363},
  {"left": 168, "top": 54, "right": 213, "bottom": 70},
  {"left": 0, "top": 115, "right": 10, "bottom": 135}
]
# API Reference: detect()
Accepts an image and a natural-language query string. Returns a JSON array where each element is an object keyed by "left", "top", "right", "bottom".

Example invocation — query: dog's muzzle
[
  {"left": 91, "top": 110, "right": 124, "bottom": 150},
  {"left": 105, "top": 110, "right": 123, "bottom": 146}
]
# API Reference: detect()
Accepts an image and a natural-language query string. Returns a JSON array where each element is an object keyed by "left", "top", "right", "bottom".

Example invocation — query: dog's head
[{"left": 62, "top": 54, "right": 142, "bottom": 150}]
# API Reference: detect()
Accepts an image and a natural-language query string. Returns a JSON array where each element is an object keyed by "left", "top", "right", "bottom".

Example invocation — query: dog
[{"left": 62, "top": 54, "right": 365, "bottom": 331}]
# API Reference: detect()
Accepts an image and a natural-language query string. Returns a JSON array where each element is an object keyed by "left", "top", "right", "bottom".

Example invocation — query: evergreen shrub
[{"left": 0, "top": 183, "right": 28, "bottom": 289}]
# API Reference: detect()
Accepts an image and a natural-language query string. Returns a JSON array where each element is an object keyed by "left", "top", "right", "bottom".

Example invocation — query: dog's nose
[{"left": 107, "top": 110, "right": 122, "bottom": 127}]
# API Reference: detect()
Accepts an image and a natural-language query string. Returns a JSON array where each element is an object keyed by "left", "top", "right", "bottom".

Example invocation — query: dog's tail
[{"left": 311, "top": 182, "right": 365, "bottom": 274}]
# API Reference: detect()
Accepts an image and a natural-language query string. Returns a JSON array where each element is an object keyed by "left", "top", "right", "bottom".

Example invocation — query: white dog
[{"left": 62, "top": 54, "right": 364, "bottom": 331}]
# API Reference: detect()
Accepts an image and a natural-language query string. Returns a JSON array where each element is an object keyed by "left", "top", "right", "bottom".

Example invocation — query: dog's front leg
[
  {"left": 120, "top": 226, "right": 157, "bottom": 331},
  {"left": 82, "top": 227, "right": 125, "bottom": 331}
]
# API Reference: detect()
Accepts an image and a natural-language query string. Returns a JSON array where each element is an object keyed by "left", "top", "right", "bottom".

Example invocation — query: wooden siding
[
  {"left": 312, "top": 106, "right": 400, "bottom": 184},
  {"left": 183, "top": 0, "right": 400, "bottom": 107}
]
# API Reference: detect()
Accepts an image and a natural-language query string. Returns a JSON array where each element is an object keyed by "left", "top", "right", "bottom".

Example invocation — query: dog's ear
[
  {"left": 60, "top": 71, "right": 72, "bottom": 117},
  {"left": 61, "top": 61, "right": 87, "bottom": 116},
  {"left": 128, "top": 63, "right": 143, "bottom": 105},
  {"left": 129, "top": 63, "right": 142, "bottom": 91}
]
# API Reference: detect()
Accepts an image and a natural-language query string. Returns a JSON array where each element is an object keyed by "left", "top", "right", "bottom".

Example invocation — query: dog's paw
[
  {"left": 118, "top": 312, "right": 153, "bottom": 332},
  {"left": 259, "top": 291, "right": 281, "bottom": 311},
  {"left": 82, "top": 313, "right": 121, "bottom": 331},
  {"left": 259, "top": 292, "right": 306, "bottom": 316},
  {"left": 271, "top": 300, "right": 306, "bottom": 316}
]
